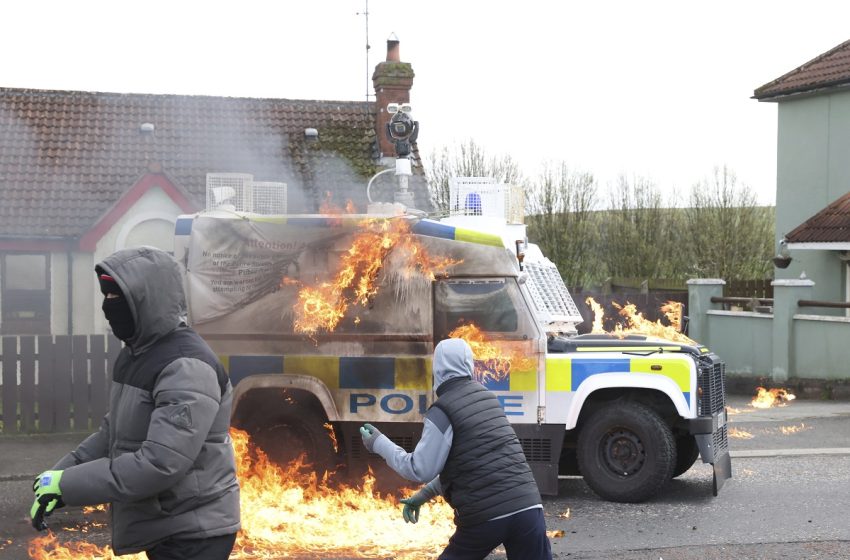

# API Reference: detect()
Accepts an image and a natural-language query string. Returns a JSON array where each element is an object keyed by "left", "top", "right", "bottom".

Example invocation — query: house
[
  {"left": 754, "top": 39, "right": 850, "bottom": 311},
  {"left": 685, "top": 40, "right": 850, "bottom": 388},
  {"left": 0, "top": 38, "right": 429, "bottom": 336}
]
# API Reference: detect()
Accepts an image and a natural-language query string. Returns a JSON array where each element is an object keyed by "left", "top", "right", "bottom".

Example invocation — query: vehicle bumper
[{"left": 688, "top": 408, "right": 732, "bottom": 495}]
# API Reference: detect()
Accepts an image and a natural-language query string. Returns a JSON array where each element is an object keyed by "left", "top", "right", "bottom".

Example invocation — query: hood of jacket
[
  {"left": 95, "top": 247, "right": 186, "bottom": 354},
  {"left": 433, "top": 338, "right": 474, "bottom": 390}
]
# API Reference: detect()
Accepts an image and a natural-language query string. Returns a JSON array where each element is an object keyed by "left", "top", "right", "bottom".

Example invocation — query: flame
[
  {"left": 29, "top": 533, "right": 145, "bottom": 560},
  {"left": 29, "top": 429, "right": 456, "bottom": 559},
  {"left": 318, "top": 194, "right": 357, "bottom": 216},
  {"left": 448, "top": 323, "right": 535, "bottom": 383},
  {"left": 750, "top": 386, "right": 796, "bottom": 408},
  {"left": 323, "top": 422, "right": 339, "bottom": 453},
  {"left": 293, "top": 218, "right": 461, "bottom": 336},
  {"left": 230, "top": 427, "right": 455, "bottom": 558},
  {"left": 586, "top": 297, "right": 604, "bottom": 333},
  {"left": 660, "top": 300, "right": 683, "bottom": 332},
  {"left": 585, "top": 298, "right": 695, "bottom": 344},
  {"left": 547, "top": 530, "right": 566, "bottom": 538},
  {"left": 728, "top": 427, "right": 754, "bottom": 439},
  {"left": 779, "top": 423, "right": 807, "bottom": 435}
]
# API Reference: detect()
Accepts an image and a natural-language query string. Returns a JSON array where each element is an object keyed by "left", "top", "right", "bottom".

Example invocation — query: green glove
[
  {"left": 30, "top": 470, "right": 64, "bottom": 530},
  {"left": 400, "top": 496, "right": 424, "bottom": 523},
  {"left": 359, "top": 423, "right": 383, "bottom": 453}
]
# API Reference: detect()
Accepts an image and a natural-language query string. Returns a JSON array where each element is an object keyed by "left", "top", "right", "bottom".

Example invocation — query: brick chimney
[{"left": 372, "top": 34, "right": 415, "bottom": 159}]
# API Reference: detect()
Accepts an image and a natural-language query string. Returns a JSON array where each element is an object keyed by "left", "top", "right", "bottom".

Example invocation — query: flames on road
[
  {"left": 750, "top": 386, "right": 796, "bottom": 408},
  {"left": 29, "top": 429, "right": 456, "bottom": 559},
  {"left": 586, "top": 297, "right": 694, "bottom": 344},
  {"left": 728, "top": 427, "right": 755, "bottom": 439}
]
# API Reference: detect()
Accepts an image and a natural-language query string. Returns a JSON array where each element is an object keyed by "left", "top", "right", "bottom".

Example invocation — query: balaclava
[{"left": 99, "top": 273, "right": 135, "bottom": 341}]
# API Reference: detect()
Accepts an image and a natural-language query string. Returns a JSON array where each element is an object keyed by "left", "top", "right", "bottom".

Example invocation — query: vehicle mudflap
[{"left": 712, "top": 450, "right": 732, "bottom": 496}]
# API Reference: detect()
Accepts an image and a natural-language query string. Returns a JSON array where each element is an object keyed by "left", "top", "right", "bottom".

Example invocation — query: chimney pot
[{"left": 387, "top": 33, "right": 400, "bottom": 62}]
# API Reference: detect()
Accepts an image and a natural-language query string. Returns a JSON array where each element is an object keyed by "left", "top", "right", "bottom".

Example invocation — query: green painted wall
[
  {"left": 704, "top": 311, "right": 772, "bottom": 376},
  {"left": 776, "top": 92, "right": 850, "bottom": 307},
  {"left": 793, "top": 316, "right": 850, "bottom": 380}
]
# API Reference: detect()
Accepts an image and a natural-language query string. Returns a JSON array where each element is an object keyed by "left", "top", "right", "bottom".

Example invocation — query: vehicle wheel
[
  {"left": 577, "top": 402, "right": 676, "bottom": 503},
  {"left": 672, "top": 434, "right": 700, "bottom": 478},
  {"left": 252, "top": 414, "right": 338, "bottom": 475}
]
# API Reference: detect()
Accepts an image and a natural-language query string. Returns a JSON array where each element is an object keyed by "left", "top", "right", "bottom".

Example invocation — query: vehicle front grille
[
  {"left": 697, "top": 354, "right": 727, "bottom": 416},
  {"left": 697, "top": 353, "right": 729, "bottom": 459},
  {"left": 714, "top": 424, "right": 729, "bottom": 455}
]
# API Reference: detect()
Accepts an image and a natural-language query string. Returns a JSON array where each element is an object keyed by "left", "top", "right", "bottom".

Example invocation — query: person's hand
[
  {"left": 359, "top": 423, "right": 383, "bottom": 453},
  {"left": 30, "top": 470, "right": 64, "bottom": 530},
  {"left": 400, "top": 495, "right": 425, "bottom": 523}
]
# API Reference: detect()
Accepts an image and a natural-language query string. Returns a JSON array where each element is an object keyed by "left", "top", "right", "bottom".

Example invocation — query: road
[
  {"left": 539, "top": 396, "right": 850, "bottom": 559},
  {"left": 2, "top": 396, "right": 850, "bottom": 559}
]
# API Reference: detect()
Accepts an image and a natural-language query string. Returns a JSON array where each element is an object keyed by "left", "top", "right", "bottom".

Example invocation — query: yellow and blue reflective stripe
[
  {"left": 544, "top": 356, "right": 692, "bottom": 401},
  {"left": 226, "top": 355, "right": 433, "bottom": 391},
  {"left": 412, "top": 219, "right": 503, "bottom": 247},
  {"left": 226, "top": 354, "right": 692, "bottom": 402}
]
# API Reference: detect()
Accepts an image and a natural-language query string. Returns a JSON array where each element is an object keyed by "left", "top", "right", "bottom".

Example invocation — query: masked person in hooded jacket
[
  {"left": 29, "top": 247, "right": 241, "bottom": 559},
  {"left": 360, "top": 338, "right": 552, "bottom": 560}
]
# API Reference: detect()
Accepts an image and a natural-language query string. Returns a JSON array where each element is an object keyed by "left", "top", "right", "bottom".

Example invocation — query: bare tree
[
  {"left": 599, "top": 175, "right": 682, "bottom": 280},
  {"left": 526, "top": 162, "right": 602, "bottom": 288},
  {"left": 424, "top": 139, "right": 524, "bottom": 214},
  {"left": 685, "top": 166, "right": 773, "bottom": 279}
]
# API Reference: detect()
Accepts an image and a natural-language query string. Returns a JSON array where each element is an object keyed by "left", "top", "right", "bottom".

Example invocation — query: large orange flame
[
  {"left": 750, "top": 386, "right": 796, "bottom": 408},
  {"left": 586, "top": 297, "right": 695, "bottom": 344},
  {"left": 293, "top": 218, "right": 461, "bottom": 336},
  {"left": 448, "top": 323, "right": 535, "bottom": 383},
  {"left": 29, "top": 429, "right": 456, "bottom": 559}
]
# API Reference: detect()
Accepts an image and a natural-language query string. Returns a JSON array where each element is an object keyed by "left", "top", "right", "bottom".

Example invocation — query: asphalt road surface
[{"left": 2, "top": 396, "right": 850, "bottom": 559}]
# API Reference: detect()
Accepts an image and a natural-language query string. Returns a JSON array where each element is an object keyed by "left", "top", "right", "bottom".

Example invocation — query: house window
[{"left": 1, "top": 253, "right": 51, "bottom": 334}]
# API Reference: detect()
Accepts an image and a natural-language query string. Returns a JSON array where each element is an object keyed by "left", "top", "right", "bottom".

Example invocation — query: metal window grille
[{"left": 524, "top": 259, "right": 584, "bottom": 324}]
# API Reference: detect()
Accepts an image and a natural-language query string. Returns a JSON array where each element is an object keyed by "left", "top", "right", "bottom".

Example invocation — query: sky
[{"left": 4, "top": 1, "right": 850, "bottom": 205}]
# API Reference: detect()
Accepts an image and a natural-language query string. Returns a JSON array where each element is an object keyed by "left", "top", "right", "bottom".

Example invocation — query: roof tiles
[
  {"left": 754, "top": 39, "right": 850, "bottom": 100},
  {"left": 785, "top": 190, "right": 850, "bottom": 243},
  {"left": 0, "top": 87, "right": 427, "bottom": 239}
]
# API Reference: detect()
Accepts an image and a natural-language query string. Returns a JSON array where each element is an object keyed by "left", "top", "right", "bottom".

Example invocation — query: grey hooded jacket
[
  {"left": 372, "top": 338, "right": 541, "bottom": 526},
  {"left": 53, "top": 247, "right": 240, "bottom": 554}
]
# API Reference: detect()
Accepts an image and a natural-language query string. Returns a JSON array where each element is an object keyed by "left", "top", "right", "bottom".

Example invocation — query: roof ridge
[
  {"left": 754, "top": 38, "right": 850, "bottom": 100},
  {"left": 0, "top": 86, "right": 373, "bottom": 106}
]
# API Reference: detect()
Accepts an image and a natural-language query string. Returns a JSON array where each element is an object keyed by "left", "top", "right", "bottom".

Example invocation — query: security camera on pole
[{"left": 386, "top": 102, "right": 418, "bottom": 208}]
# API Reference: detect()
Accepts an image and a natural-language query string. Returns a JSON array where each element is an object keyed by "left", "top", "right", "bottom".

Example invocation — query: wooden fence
[
  {"left": 0, "top": 335, "right": 121, "bottom": 434},
  {"left": 725, "top": 278, "right": 774, "bottom": 299}
]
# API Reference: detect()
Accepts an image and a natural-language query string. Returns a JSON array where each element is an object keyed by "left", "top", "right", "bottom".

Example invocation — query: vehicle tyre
[
  {"left": 577, "top": 401, "right": 676, "bottom": 503},
  {"left": 672, "top": 434, "right": 700, "bottom": 478},
  {"left": 252, "top": 414, "right": 338, "bottom": 476}
]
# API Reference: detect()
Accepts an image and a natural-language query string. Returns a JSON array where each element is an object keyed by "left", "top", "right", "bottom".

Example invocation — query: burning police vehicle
[{"left": 173, "top": 178, "right": 730, "bottom": 504}]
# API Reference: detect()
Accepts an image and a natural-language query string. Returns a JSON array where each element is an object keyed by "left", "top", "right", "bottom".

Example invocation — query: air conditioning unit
[
  {"left": 206, "top": 173, "right": 287, "bottom": 214},
  {"left": 251, "top": 181, "right": 288, "bottom": 214},
  {"left": 448, "top": 177, "right": 523, "bottom": 223}
]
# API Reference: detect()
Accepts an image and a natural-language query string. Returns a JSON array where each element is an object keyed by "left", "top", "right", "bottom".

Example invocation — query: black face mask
[{"left": 102, "top": 296, "right": 135, "bottom": 341}]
